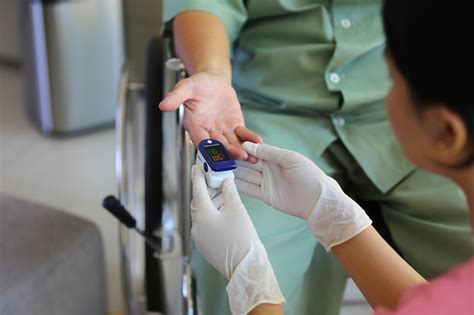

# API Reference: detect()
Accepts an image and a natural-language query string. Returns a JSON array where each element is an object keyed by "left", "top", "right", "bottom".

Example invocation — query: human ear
[{"left": 425, "top": 105, "right": 471, "bottom": 166}]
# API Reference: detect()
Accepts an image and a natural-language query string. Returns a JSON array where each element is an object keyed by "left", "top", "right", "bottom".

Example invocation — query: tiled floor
[{"left": 0, "top": 64, "right": 372, "bottom": 314}]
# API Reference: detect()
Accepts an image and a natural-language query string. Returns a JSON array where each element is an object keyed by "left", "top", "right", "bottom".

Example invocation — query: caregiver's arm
[
  {"left": 332, "top": 226, "right": 427, "bottom": 310},
  {"left": 159, "top": 11, "right": 262, "bottom": 160},
  {"left": 235, "top": 142, "right": 427, "bottom": 310},
  {"left": 249, "top": 303, "right": 284, "bottom": 315}
]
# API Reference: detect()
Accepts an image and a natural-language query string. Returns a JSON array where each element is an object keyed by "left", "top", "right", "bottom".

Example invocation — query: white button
[
  {"left": 329, "top": 72, "right": 341, "bottom": 84},
  {"left": 341, "top": 19, "right": 352, "bottom": 29},
  {"left": 207, "top": 139, "right": 212, "bottom": 144},
  {"left": 333, "top": 116, "right": 346, "bottom": 126}
]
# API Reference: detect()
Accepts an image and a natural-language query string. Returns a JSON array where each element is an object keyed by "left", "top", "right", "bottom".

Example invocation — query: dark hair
[{"left": 382, "top": 0, "right": 474, "bottom": 133}]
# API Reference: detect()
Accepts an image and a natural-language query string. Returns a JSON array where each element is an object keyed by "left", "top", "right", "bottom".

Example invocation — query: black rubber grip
[{"left": 102, "top": 195, "right": 136, "bottom": 228}]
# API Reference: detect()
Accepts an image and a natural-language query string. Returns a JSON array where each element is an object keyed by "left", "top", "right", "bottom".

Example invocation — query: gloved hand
[
  {"left": 191, "top": 166, "right": 285, "bottom": 314},
  {"left": 235, "top": 142, "right": 372, "bottom": 251}
]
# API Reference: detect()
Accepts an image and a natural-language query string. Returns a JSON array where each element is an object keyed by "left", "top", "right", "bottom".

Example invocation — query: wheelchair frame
[{"left": 116, "top": 36, "right": 196, "bottom": 315}]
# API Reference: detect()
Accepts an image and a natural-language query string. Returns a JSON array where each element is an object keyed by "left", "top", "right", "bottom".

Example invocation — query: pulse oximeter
[{"left": 196, "top": 139, "right": 237, "bottom": 188}]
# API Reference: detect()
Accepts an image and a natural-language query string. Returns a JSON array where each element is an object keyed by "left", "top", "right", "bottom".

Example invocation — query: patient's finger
[
  {"left": 235, "top": 127, "right": 263, "bottom": 164},
  {"left": 210, "top": 131, "right": 248, "bottom": 160},
  {"left": 224, "top": 129, "right": 249, "bottom": 161},
  {"left": 186, "top": 121, "right": 210, "bottom": 148},
  {"left": 235, "top": 126, "right": 263, "bottom": 144}
]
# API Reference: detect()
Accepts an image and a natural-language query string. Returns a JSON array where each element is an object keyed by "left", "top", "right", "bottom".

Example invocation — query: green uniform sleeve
[{"left": 162, "top": 0, "right": 247, "bottom": 47}]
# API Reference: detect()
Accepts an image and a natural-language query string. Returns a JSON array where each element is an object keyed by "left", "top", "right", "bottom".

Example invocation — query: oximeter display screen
[{"left": 204, "top": 144, "right": 230, "bottom": 162}]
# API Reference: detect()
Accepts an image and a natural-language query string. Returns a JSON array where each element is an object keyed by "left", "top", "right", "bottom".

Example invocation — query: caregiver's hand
[
  {"left": 235, "top": 142, "right": 372, "bottom": 250},
  {"left": 191, "top": 166, "right": 285, "bottom": 314},
  {"left": 159, "top": 72, "right": 262, "bottom": 162}
]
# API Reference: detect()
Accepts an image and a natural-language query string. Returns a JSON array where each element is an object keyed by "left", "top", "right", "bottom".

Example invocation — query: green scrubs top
[{"left": 163, "top": 0, "right": 414, "bottom": 194}]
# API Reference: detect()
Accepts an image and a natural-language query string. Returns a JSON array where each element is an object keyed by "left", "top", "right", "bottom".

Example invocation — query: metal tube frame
[{"left": 116, "top": 46, "right": 195, "bottom": 314}]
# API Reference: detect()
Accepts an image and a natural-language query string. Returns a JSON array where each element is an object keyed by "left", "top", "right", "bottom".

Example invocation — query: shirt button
[
  {"left": 341, "top": 18, "right": 352, "bottom": 29},
  {"left": 333, "top": 115, "right": 346, "bottom": 127},
  {"left": 329, "top": 72, "right": 341, "bottom": 84}
]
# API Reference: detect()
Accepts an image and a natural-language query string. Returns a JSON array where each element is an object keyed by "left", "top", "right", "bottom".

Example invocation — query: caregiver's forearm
[
  {"left": 249, "top": 303, "right": 285, "bottom": 315},
  {"left": 332, "top": 226, "right": 427, "bottom": 310}
]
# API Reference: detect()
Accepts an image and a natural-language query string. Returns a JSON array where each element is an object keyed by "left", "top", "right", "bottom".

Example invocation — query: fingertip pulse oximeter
[{"left": 197, "top": 139, "right": 237, "bottom": 188}]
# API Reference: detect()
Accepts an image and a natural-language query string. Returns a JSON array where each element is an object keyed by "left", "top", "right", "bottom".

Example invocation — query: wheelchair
[{"left": 115, "top": 12, "right": 197, "bottom": 314}]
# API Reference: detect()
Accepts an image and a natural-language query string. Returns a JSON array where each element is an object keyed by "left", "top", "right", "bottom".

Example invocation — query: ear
[{"left": 425, "top": 105, "right": 471, "bottom": 166}]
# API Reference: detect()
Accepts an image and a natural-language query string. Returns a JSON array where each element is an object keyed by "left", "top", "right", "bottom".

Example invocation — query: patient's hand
[{"left": 159, "top": 71, "right": 262, "bottom": 162}]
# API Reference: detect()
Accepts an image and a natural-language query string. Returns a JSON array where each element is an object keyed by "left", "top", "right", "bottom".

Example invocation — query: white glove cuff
[
  {"left": 307, "top": 185, "right": 372, "bottom": 251},
  {"left": 226, "top": 242, "right": 286, "bottom": 315}
]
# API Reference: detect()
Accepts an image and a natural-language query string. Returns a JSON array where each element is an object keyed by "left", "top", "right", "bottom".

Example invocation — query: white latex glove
[
  {"left": 235, "top": 142, "right": 372, "bottom": 251},
  {"left": 191, "top": 166, "right": 285, "bottom": 315}
]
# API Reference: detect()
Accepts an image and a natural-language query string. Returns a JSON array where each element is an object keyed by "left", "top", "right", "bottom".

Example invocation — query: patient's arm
[
  {"left": 173, "top": 10, "right": 232, "bottom": 81},
  {"left": 159, "top": 11, "right": 262, "bottom": 161},
  {"left": 333, "top": 226, "right": 427, "bottom": 310}
]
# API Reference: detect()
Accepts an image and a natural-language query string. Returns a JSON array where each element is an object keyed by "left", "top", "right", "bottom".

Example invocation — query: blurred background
[
  {"left": 0, "top": 0, "right": 160, "bottom": 313},
  {"left": 0, "top": 0, "right": 124, "bottom": 313}
]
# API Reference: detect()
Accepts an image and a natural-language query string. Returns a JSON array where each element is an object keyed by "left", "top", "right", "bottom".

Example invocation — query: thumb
[
  {"left": 220, "top": 178, "right": 245, "bottom": 214},
  {"left": 191, "top": 166, "right": 215, "bottom": 215},
  {"left": 158, "top": 79, "right": 193, "bottom": 112},
  {"left": 242, "top": 142, "right": 286, "bottom": 162}
]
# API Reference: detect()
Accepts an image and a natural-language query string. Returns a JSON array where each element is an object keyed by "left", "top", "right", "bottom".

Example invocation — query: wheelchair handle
[{"left": 102, "top": 195, "right": 136, "bottom": 228}]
